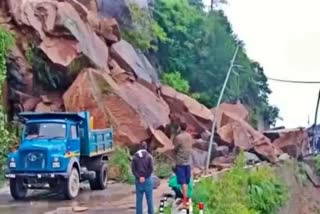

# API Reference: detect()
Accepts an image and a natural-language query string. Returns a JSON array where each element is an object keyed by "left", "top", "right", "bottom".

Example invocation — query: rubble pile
[{"left": 1, "top": 0, "right": 310, "bottom": 171}]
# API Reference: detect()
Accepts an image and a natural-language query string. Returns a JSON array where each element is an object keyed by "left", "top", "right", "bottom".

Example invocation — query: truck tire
[
  {"left": 89, "top": 164, "right": 108, "bottom": 190},
  {"left": 9, "top": 178, "right": 27, "bottom": 200},
  {"left": 63, "top": 168, "right": 80, "bottom": 200}
]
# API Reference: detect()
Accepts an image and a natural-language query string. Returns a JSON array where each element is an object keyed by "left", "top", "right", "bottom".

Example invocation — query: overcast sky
[{"left": 202, "top": 0, "right": 320, "bottom": 128}]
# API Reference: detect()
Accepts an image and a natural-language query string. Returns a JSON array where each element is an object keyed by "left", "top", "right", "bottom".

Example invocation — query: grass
[
  {"left": 109, "top": 147, "right": 135, "bottom": 184},
  {"left": 192, "top": 151, "right": 288, "bottom": 214}
]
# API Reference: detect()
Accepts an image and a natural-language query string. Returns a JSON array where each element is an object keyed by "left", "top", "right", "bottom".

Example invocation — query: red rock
[
  {"left": 75, "top": 0, "right": 98, "bottom": 13},
  {"left": 212, "top": 102, "right": 249, "bottom": 128},
  {"left": 161, "top": 85, "right": 213, "bottom": 134},
  {"left": 269, "top": 128, "right": 309, "bottom": 158},
  {"left": 88, "top": 13, "right": 121, "bottom": 44},
  {"left": 150, "top": 128, "right": 173, "bottom": 153},
  {"left": 8, "top": 0, "right": 109, "bottom": 70},
  {"left": 63, "top": 68, "right": 170, "bottom": 148},
  {"left": 23, "top": 97, "right": 41, "bottom": 111},
  {"left": 217, "top": 112, "right": 279, "bottom": 163},
  {"left": 110, "top": 40, "right": 158, "bottom": 84},
  {"left": 39, "top": 37, "right": 80, "bottom": 67}
]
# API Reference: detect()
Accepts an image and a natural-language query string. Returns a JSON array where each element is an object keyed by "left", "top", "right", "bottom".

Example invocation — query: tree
[{"left": 153, "top": 0, "right": 279, "bottom": 125}]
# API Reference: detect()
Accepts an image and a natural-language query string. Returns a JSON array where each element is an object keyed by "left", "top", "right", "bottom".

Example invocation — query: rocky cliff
[{"left": 0, "top": 0, "right": 309, "bottom": 170}]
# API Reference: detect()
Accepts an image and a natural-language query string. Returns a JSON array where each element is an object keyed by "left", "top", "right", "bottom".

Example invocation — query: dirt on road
[{"left": 0, "top": 181, "right": 171, "bottom": 214}]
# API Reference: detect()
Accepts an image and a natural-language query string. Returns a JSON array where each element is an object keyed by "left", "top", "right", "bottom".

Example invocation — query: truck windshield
[{"left": 24, "top": 123, "right": 66, "bottom": 139}]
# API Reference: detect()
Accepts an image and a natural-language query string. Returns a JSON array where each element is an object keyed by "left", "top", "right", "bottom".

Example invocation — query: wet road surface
[
  {"left": 0, "top": 182, "right": 135, "bottom": 214},
  {"left": 0, "top": 181, "right": 171, "bottom": 214}
]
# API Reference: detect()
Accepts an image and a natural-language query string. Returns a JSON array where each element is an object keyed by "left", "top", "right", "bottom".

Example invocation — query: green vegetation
[
  {"left": 192, "top": 152, "right": 288, "bottom": 214},
  {"left": 122, "top": 3, "right": 167, "bottom": 51},
  {"left": 313, "top": 155, "right": 320, "bottom": 174},
  {"left": 154, "top": 153, "right": 173, "bottom": 179},
  {"left": 120, "top": 0, "right": 280, "bottom": 126},
  {"left": 0, "top": 27, "right": 17, "bottom": 185},
  {"left": 26, "top": 44, "right": 71, "bottom": 90},
  {"left": 161, "top": 71, "right": 190, "bottom": 94},
  {"left": 152, "top": 0, "right": 279, "bottom": 126},
  {"left": 109, "top": 147, "right": 135, "bottom": 184}
]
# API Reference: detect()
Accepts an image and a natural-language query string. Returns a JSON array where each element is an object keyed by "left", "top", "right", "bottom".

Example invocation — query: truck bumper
[{"left": 5, "top": 172, "right": 68, "bottom": 179}]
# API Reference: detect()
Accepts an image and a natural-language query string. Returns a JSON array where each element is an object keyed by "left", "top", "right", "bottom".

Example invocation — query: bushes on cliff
[
  {"left": 0, "top": 27, "right": 17, "bottom": 184},
  {"left": 192, "top": 152, "right": 288, "bottom": 214}
]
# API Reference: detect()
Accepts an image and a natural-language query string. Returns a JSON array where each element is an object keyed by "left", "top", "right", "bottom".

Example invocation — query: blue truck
[{"left": 5, "top": 111, "right": 113, "bottom": 200}]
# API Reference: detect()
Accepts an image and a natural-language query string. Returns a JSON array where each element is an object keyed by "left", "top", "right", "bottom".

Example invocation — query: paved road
[
  {"left": 0, "top": 181, "right": 171, "bottom": 214},
  {"left": 0, "top": 183, "right": 135, "bottom": 214}
]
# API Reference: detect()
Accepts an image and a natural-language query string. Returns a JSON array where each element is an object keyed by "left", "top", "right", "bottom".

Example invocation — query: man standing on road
[
  {"left": 131, "top": 141, "right": 154, "bottom": 214},
  {"left": 173, "top": 121, "right": 193, "bottom": 209}
]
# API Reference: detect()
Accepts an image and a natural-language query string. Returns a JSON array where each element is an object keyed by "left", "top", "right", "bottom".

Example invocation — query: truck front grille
[{"left": 21, "top": 151, "right": 46, "bottom": 170}]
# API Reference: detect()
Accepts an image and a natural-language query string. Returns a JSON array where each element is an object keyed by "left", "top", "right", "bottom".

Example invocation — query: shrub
[
  {"left": 161, "top": 71, "right": 190, "bottom": 94},
  {"left": 192, "top": 151, "right": 288, "bottom": 214},
  {"left": 108, "top": 147, "right": 135, "bottom": 184},
  {"left": 0, "top": 27, "right": 17, "bottom": 185}
]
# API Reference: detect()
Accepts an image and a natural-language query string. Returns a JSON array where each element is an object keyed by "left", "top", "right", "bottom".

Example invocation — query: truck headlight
[
  {"left": 9, "top": 157, "right": 16, "bottom": 168},
  {"left": 52, "top": 157, "right": 60, "bottom": 168}
]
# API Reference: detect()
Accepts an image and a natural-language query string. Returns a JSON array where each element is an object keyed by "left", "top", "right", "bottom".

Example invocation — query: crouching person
[{"left": 131, "top": 141, "right": 154, "bottom": 214}]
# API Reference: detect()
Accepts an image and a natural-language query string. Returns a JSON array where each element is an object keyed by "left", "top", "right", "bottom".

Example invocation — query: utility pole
[
  {"left": 312, "top": 90, "right": 320, "bottom": 154},
  {"left": 205, "top": 46, "right": 240, "bottom": 174}
]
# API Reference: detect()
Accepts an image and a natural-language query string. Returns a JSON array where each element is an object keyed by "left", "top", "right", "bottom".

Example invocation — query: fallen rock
[
  {"left": 301, "top": 162, "right": 320, "bottom": 187},
  {"left": 216, "top": 145, "right": 229, "bottom": 157},
  {"left": 110, "top": 40, "right": 158, "bottom": 84},
  {"left": 212, "top": 101, "right": 249, "bottom": 128},
  {"left": 191, "top": 148, "right": 208, "bottom": 169},
  {"left": 8, "top": 0, "right": 109, "bottom": 70},
  {"left": 88, "top": 14, "right": 121, "bottom": 44},
  {"left": 76, "top": 0, "right": 98, "bottom": 13},
  {"left": 244, "top": 152, "right": 261, "bottom": 164},
  {"left": 217, "top": 112, "right": 279, "bottom": 163},
  {"left": 39, "top": 37, "right": 80, "bottom": 67},
  {"left": 268, "top": 128, "right": 309, "bottom": 158},
  {"left": 150, "top": 128, "right": 173, "bottom": 153},
  {"left": 72, "top": 206, "right": 89, "bottom": 212},
  {"left": 63, "top": 68, "right": 169, "bottom": 148},
  {"left": 152, "top": 175, "right": 161, "bottom": 189},
  {"left": 210, "top": 156, "right": 233, "bottom": 171},
  {"left": 279, "top": 153, "right": 290, "bottom": 161},
  {"left": 161, "top": 85, "right": 213, "bottom": 133}
]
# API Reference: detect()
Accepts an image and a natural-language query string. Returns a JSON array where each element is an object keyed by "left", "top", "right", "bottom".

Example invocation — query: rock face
[
  {"left": 264, "top": 128, "right": 309, "bottom": 158},
  {"left": 7, "top": 0, "right": 109, "bottom": 69},
  {"left": 3, "top": 0, "right": 303, "bottom": 171},
  {"left": 110, "top": 40, "right": 159, "bottom": 84},
  {"left": 63, "top": 68, "right": 169, "bottom": 147},
  {"left": 161, "top": 85, "right": 213, "bottom": 133}
]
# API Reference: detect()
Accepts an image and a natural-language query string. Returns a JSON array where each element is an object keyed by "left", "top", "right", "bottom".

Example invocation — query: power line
[{"left": 268, "top": 77, "right": 320, "bottom": 84}]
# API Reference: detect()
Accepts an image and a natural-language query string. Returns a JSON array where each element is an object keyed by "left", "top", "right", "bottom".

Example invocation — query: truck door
[{"left": 67, "top": 124, "right": 80, "bottom": 158}]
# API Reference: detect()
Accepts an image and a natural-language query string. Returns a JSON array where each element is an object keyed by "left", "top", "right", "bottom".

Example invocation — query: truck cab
[{"left": 5, "top": 111, "right": 113, "bottom": 200}]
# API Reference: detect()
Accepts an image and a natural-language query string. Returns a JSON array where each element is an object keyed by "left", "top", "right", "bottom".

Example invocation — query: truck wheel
[
  {"left": 64, "top": 168, "right": 80, "bottom": 200},
  {"left": 9, "top": 178, "right": 27, "bottom": 200},
  {"left": 89, "top": 164, "right": 108, "bottom": 190}
]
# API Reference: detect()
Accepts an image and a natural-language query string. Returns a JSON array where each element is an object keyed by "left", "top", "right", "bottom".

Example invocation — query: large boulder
[
  {"left": 212, "top": 102, "right": 249, "bottom": 128},
  {"left": 7, "top": 0, "right": 109, "bottom": 69},
  {"left": 63, "top": 68, "right": 170, "bottom": 147},
  {"left": 110, "top": 40, "right": 159, "bottom": 85},
  {"left": 217, "top": 112, "right": 279, "bottom": 163},
  {"left": 267, "top": 128, "right": 309, "bottom": 158},
  {"left": 160, "top": 85, "right": 213, "bottom": 134}
]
